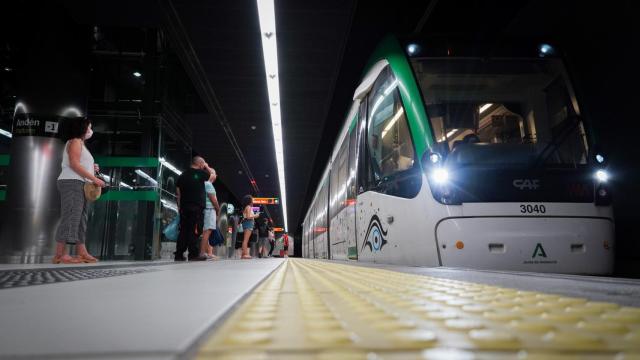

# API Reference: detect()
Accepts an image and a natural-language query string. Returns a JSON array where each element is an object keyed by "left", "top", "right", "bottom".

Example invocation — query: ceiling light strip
[{"left": 257, "top": 0, "right": 288, "bottom": 232}]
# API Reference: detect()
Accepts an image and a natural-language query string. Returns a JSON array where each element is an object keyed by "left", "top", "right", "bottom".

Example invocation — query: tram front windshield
[{"left": 411, "top": 57, "right": 589, "bottom": 169}]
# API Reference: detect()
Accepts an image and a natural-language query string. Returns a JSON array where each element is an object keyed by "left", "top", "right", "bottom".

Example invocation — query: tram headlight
[
  {"left": 595, "top": 169, "right": 609, "bottom": 182},
  {"left": 429, "top": 152, "right": 441, "bottom": 164},
  {"left": 595, "top": 154, "right": 605, "bottom": 164},
  {"left": 432, "top": 168, "right": 449, "bottom": 184}
]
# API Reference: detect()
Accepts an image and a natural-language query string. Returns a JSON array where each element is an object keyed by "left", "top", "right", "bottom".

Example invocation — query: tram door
[{"left": 356, "top": 67, "right": 422, "bottom": 264}]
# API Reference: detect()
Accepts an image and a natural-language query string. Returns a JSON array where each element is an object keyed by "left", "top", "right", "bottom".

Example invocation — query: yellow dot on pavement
[
  {"left": 236, "top": 320, "right": 274, "bottom": 331},
  {"left": 224, "top": 331, "right": 272, "bottom": 345},
  {"left": 468, "top": 329, "right": 521, "bottom": 350},
  {"left": 577, "top": 321, "right": 629, "bottom": 334},
  {"left": 444, "top": 319, "right": 485, "bottom": 331},
  {"left": 542, "top": 332, "right": 605, "bottom": 350},
  {"left": 508, "top": 321, "right": 555, "bottom": 333},
  {"left": 307, "top": 330, "right": 353, "bottom": 344},
  {"left": 391, "top": 329, "right": 438, "bottom": 346}
]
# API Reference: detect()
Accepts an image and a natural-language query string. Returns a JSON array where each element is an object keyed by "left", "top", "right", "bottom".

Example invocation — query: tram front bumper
[{"left": 436, "top": 217, "right": 614, "bottom": 274}]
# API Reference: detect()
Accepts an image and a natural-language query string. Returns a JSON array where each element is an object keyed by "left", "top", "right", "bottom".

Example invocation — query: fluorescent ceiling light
[
  {"left": 479, "top": 103, "right": 493, "bottom": 114},
  {"left": 135, "top": 169, "right": 158, "bottom": 186},
  {"left": 159, "top": 157, "right": 182, "bottom": 175},
  {"left": 119, "top": 181, "right": 133, "bottom": 189},
  {"left": 14, "top": 102, "right": 28, "bottom": 117},
  {"left": 0, "top": 128, "right": 12, "bottom": 138},
  {"left": 381, "top": 108, "right": 405, "bottom": 138},
  {"left": 161, "top": 199, "right": 178, "bottom": 213},
  {"left": 61, "top": 106, "right": 82, "bottom": 117},
  {"left": 446, "top": 129, "right": 458, "bottom": 138},
  {"left": 257, "top": 0, "right": 288, "bottom": 232}
]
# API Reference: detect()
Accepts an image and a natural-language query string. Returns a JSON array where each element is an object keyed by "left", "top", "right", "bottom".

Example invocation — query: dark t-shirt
[{"left": 177, "top": 168, "right": 210, "bottom": 208}]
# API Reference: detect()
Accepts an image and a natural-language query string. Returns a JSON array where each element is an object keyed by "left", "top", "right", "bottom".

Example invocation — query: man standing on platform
[{"left": 175, "top": 156, "right": 212, "bottom": 261}]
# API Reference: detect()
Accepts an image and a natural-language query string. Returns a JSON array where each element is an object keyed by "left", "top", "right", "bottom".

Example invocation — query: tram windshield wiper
[{"left": 531, "top": 115, "right": 583, "bottom": 168}]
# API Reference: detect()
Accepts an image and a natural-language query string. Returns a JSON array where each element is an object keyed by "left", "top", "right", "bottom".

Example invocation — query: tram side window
[
  {"left": 329, "top": 136, "right": 349, "bottom": 219},
  {"left": 346, "top": 123, "right": 358, "bottom": 201},
  {"left": 367, "top": 68, "right": 415, "bottom": 180}
]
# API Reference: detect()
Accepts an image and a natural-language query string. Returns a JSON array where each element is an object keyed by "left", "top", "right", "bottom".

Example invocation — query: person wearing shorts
[
  {"left": 240, "top": 195, "right": 258, "bottom": 259},
  {"left": 200, "top": 170, "right": 220, "bottom": 260}
]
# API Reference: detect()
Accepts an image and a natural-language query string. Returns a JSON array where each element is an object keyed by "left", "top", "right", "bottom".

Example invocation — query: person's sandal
[
  {"left": 52, "top": 255, "right": 81, "bottom": 264},
  {"left": 77, "top": 254, "right": 98, "bottom": 263}
]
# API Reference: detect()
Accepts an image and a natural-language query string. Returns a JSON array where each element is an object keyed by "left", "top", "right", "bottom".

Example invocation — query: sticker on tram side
[
  {"left": 362, "top": 214, "right": 388, "bottom": 252},
  {"left": 523, "top": 243, "right": 558, "bottom": 265}
]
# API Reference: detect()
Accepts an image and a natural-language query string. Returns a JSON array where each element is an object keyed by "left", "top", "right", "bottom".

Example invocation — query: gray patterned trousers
[{"left": 55, "top": 179, "right": 88, "bottom": 244}]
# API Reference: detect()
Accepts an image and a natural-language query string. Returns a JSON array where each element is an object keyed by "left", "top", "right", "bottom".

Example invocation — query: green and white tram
[{"left": 302, "top": 35, "right": 613, "bottom": 274}]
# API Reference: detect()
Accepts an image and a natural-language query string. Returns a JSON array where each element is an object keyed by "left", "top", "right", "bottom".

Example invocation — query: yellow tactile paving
[{"left": 197, "top": 259, "right": 640, "bottom": 359}]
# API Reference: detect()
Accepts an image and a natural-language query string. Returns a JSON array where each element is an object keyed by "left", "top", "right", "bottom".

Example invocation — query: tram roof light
[
  {"left": 0, "top": 128, "right": 12, "bottom": 138},
  {"left": 133, "top": 71, "right": 142, "bottom": 78},
  {"left": 433, "top": 168, "right": 449, "bottom": 184},
  {"left": 407, "top": 43, "right": 419, "bottom": 55},
  {"left": 595, "top": 169, "right": 609, "bottom": 182},
  {"left": 539, "top": 44, "right": 555, "bottom": 57},
  {"left": 258, "top": 0, "right": 288, "bottom": 232}
]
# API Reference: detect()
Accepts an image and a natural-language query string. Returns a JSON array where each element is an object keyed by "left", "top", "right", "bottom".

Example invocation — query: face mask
[{"left": 84, "top": 128, "right": 93, "bottom": 140}]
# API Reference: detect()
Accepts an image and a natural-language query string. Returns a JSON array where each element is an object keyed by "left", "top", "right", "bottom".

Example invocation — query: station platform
[{"left": 1, "top": 259, "right": 639, "bottom": 359}]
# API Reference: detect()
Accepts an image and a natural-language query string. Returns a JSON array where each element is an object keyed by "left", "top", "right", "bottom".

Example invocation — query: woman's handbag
[{"left": 83, "top": 182, "right": 102, "bottom": 201}]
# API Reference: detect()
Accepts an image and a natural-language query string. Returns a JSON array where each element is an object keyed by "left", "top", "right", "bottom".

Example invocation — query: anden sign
[{"left": 12, "top": 116, "right": 60, "bottom": 138}]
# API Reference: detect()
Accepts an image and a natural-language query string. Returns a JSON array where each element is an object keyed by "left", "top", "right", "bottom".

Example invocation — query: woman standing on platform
[
  {"left": 240, "top": 195, "right": 259, "bottom": 259},
  {"left": 200, "top": 170, "right": 220, "bottom": 260},
  {"left": 54, "top": 117, "right": 105, "bottom": 264}
]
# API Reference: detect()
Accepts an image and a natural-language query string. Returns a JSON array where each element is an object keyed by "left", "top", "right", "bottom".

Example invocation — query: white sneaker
[{"left": 200, "top": 253, "right": 215, "bottom": 261}]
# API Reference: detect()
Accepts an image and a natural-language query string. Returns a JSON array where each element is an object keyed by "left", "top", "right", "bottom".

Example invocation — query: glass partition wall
[{"left": 0, "top": 26, "right": 200, "bottom": 261}]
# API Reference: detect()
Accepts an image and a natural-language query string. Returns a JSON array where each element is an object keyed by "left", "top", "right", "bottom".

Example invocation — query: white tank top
[{"left": 58, "top": 140, "right": 94, "bottom": 182}]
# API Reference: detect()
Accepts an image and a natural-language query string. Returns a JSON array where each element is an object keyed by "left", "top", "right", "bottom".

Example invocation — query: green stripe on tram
[
  {"left": 348, "top": 114, "right": 358, "bottom": 134},
  {"left": 0, "top": 190, "right": 5, "bottom": 201}
]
